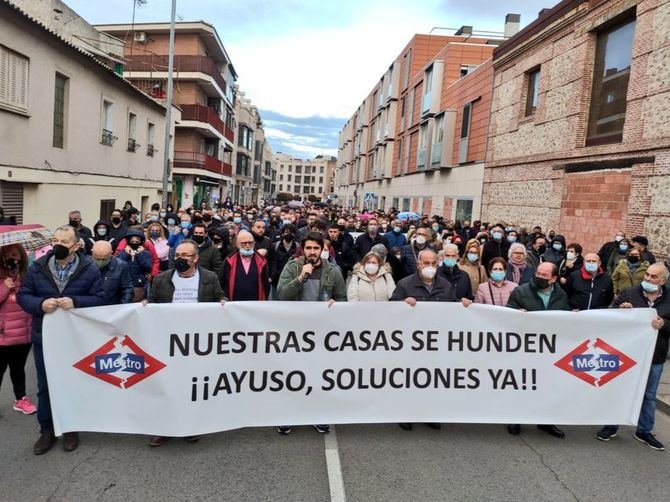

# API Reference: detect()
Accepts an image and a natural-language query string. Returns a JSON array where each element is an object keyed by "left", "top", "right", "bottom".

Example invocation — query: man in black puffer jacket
[
  {"left": 565, "top": 253, "right": 613, "bottom": 310},
  {"left": 596, "top": 263, "right": 670, "bottom": 451}
]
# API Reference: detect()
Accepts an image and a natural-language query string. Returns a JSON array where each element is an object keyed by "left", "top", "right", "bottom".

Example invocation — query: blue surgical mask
[
  {"left": 233, "top": 217, "right": 242, "bottom": 224},
  {"left": 443, "top": 258, "right": 457, "bottom": 268},
  {"left": 552, "top": 242, "right": 563, "bottom": 251},
  {"left": 641, "top": 280, "right": 659, "bottom": 293},
  {"left": 467, "top": 252, "right": 479, "bottom": 263},
  {"left": 619, "top": 244, "right": 628, "bottom": 252},
  {"left": 180, "top": 221, "right": 191, "bottom": 229},
  {"left": 585, "top": 262, "right": 598, "bottom": 274},
  {"left": 492, "top": 232, "right": 503, "bottom": 241},
  {"left": 167, "top": 219, "right": 176, "bottom": 226},
  {"left": 507, "top": 235, "right": 517, "bottom": 243},
  {"left": 240, "top": 248, "right": 254, "bottom": 257},
  {"left": 490, "top": 270, "right": 505, "bottom": 282},
  {"left": 393, "top": 226, "right": 401, "bottom": 233}
]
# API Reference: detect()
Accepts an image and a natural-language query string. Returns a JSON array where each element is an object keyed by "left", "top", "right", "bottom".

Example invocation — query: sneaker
[
  {"left": 13, "top": 396, "right": 37, "bottom": 415},
  {"left": 634, "top": 432, "right": 665, "bottom": 451},
  {"left": 277, "top": 426, "right": 293, "bottom": 435},
  {"left": 313, "top": 424, "right": 330, "bottom": 434},
  {"left": 596, "top": 427, "right": 617, "bottom": 442}
]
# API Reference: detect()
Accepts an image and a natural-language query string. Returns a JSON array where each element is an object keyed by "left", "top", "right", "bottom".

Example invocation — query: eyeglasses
[
  {"left": 174, "top": 253, "right": 196, "bottom": 259},
  {"left": 238, "top": 241, "right": 254, "bottom": 247}
]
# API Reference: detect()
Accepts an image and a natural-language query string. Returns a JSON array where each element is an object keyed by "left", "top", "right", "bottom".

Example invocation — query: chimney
[
  {"left": 504, "top": 13, "right": 521, "bottom": 38},
  {"left": 455, "top": 25, "right": 473, "bottom": 36}
]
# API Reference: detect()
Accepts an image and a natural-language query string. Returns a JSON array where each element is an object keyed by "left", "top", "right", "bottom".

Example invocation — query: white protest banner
[{"left": 43, "top": 303, "right": 657, "bottom": 436}]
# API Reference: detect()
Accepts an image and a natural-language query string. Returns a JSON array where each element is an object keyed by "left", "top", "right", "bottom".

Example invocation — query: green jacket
[
  {"left": 277, "top": 257, "right": 347, "bottom": 301},
  {"left": 506, "top": 281, "right": 569, "bottom": 311},
  {"left": 611, "top": 259, "right": 649, "bottom": 296}
]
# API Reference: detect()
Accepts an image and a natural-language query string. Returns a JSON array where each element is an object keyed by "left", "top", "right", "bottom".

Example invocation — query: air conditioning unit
[{"left": 133, "top": 32, "right": 148, "bottom": 44}]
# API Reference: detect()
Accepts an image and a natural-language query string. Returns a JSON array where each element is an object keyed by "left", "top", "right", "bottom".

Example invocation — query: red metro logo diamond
[
  {"left": 73, "top": 336, "right": 166, "bottom": 389},
  {"left": 554, "top": 338, "right": 636, "bottom": 387}
]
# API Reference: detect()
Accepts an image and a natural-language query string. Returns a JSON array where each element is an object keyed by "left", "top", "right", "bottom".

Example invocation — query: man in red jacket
[{"left": 219, "top": 230, "right": 270, "bottom": 301}]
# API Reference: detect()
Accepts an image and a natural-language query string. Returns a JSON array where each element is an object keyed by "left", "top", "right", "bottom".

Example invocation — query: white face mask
[
  {"left": 364, "top": 262, "right": 379, "bottom": 275},
  {"left": 421, "top": 266, "right": 437, "bottom": 279},
  {"left": 566, "top": 251, "right": 576, "bottom": 261},
  {"left": 320, "top": 251, "right": 330, "bottom": 261},
  {"left": 415, "top": 236, "right": 427, "bottom": 246}
]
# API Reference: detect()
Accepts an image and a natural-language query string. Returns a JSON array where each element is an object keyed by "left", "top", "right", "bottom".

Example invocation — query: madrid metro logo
[
  {"left": 554, "top": 338, "right": 636, "bottom": 387},
  {"left": 73, "top": 336, "right": 166, "bottom": 389}
]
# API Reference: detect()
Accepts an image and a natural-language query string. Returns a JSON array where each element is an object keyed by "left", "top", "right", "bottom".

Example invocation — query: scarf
[{"left": 508, "top": 259, "right": 526, "bottom": 284}]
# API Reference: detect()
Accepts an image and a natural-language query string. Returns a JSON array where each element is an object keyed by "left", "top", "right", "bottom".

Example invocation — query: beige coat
[{"left": 347, "top": 267, "right": 396, "bottom": 301}]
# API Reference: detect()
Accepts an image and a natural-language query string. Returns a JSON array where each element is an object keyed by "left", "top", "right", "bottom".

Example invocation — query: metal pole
[{"left": 161, "top": 0, "right": 177, "bottom": 209}]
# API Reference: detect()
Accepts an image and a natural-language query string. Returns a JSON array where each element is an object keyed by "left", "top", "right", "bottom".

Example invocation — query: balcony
[
  {"left": 180, "top": 104, "right": 234, "bottom": 142},
  {"left": 124, "top": 55, "right": 227, "bottom": 96},
  {"left": 173, "top": 151, "right": 232, "bottom": 177}
]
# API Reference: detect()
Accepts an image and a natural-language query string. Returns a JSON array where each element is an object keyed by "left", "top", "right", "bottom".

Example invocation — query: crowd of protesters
[{"left": 0, "top": 199, "right": 668, "bottom": 454}]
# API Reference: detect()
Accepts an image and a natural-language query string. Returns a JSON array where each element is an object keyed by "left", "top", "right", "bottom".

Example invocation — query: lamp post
[{"left": 161, "top": 0, "right": 177, "bottom": 209}]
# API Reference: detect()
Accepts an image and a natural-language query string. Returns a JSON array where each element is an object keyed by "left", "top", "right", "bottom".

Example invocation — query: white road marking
[{"left": 324, "top": 426, "right": 346, "bottom": 502}]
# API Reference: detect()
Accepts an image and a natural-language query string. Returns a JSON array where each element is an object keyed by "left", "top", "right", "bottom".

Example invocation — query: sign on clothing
[{"left": 43, "top": 303, "right": 657, "bottom": 436}]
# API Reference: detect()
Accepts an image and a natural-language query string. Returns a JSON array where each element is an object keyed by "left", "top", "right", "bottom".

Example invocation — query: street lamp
[{"left": 161, "top": 0, "right": 177, "bottom": 209}]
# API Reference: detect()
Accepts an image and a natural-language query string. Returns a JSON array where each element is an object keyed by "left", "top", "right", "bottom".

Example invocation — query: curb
[{"left": 658, "top": 398, "right": 670, "bottom": 416}]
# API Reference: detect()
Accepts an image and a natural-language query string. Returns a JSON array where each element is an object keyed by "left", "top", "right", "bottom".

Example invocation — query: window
[
  {"left": 320, "top": 166, "right": 324, "bottom": 173},
  {"left": 525, "top": 68, "right": 541, "bottom": 116},
  {"left": 147, "top": 122, "right": 155, "bottom": 156},
  {"left": 455, "top": 199, "right": 474, "bottom": 223},
  {"left": 407, "top": 87, "right": 415, "bottom": 127},
  {"left": 431, "top": 114, "right": 444, "bottom": 165},
  {"left": 403, "top": 49, "right": 412, "bottom": 89},
  {"left": 294, "top": 185, "right": 300, "bottom": 193},
  {"left": 287, "top": 174, "right": 292, "bottom": 181},
  {"left": 417, "top": 123, "right": 428, "bottom": 168},
  {"left": 127, "top": 112, "right": 137, "bottom": 152},
  {"left": 99, "top": 199, "right": 115, "bottom": 221},
  {"left": 460, "top": 103, "right": 472, "bottom": 139},
  {"left": 319, "top": 176, "right": 323, "bottom": 184},
  {"left": 0, "top": 45, "right": 29, "bottom": 113},
  {"left": 586, "top": 17, "right": 636, "bottom": 145},
  {"left": 101, "top": 99, "right": 114, "bottom": 146},
  {"left": 52, "top": 73, "right": 68, "bottom": 148},
  {"left": 460, "top": 65, "right": 478, "bottom": 78},
  {"left": 422, "top": 67, "right": 433, "bottom": 113},
  {"left": 296, "top": 165, "right": 302, "bottom": 173},
  {"left": 295, "top": 176, "right": 302, "bottom": 183},
  {"left": 279, "top": 174, "right": 284, "bottom": 181},
  {"left": 378, "top": 79, "right": 384, "bottom": 108}
]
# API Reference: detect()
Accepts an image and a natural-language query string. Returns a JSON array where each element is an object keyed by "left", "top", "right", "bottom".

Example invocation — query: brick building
[
  {"left": 335, "top": 19, "right": 519, "bottom": 220},
  {"left": 482, "top": 0, "right": 670, "bottom": 256},
  {"left": 275, "top": 153, "right": 336, "bottom": 201}
]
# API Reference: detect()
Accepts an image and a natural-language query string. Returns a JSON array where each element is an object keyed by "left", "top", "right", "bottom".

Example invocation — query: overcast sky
[{"left": 66, "top": 0, "right": 550, "bottom": 157}]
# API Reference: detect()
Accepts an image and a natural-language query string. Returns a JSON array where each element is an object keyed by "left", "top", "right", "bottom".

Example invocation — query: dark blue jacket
[
  {"left": 117, "top": 249, "right": 153, "bottom": 287},
  {"left": 99, "top": 255, "right": 134, "bottom": 305},
  {"left": 437, "top": 264, "right": 473, "bottom": 300},
  {"left": 17, "top": 252, "right": 105, "bottom": 344},
  {"left": 385, "top": 230, "right": 407, "bottom": 250}
]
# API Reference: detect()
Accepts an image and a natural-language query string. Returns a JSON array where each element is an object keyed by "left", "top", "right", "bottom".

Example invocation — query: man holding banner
[
  {"left": 505, "top": 262, "right": 569, "bottom": 438},
  {"left": 596, "top": 263, "right": 670, "bottom": 451},
  {"left": 147, "top": 239, "right": 226, "bottom": 446}
]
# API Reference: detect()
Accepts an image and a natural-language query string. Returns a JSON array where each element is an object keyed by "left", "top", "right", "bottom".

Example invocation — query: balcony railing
[
  {"left": 180, "top": 104, "right": 234, "bottom": 142},
  {"left": 173, "top": 151, "right": 232, "bottom": 177},
  {"left": 124, "top": 55, "right": 227, "bottom": 96}
]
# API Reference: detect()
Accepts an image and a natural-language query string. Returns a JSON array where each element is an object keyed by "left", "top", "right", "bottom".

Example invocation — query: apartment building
[
  {"left": 336, "top": 19, "right": 519, "bottom": 220},
  {"left": 97, "top": 21, "right": 237, "bottom": 209},
  {"left": 275, "top": 153, "right": 336, "bottom": 201},
  {"left": 0, "top": 0, "right": 171, "bottom": 229},
  {"left": 482, "top": 0, "right": 670, "bottom": 254}
]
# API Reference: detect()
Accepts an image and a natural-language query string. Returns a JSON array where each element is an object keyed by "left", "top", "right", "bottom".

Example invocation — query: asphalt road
[{"left": 1, "top": 356, "right": 669, "bottom": 502}]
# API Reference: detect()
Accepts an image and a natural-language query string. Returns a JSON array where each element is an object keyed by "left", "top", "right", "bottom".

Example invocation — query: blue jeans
[
  {"left": 32, "top": 342, "right": 53, "bottom": 433},
  {"left": 608, "top": 363, "right": 664, "bottom": 434}
]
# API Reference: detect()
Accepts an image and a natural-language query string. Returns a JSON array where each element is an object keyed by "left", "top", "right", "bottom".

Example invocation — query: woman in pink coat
[
  {"left": 473, "top": 257, "right": 519, "bottom": 306},
  {"left": 0, "top": 244, "right": 36, "bottom": 414}
]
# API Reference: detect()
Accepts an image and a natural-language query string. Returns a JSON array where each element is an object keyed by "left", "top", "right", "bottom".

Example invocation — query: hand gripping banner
[{"left": 43, "top": 303, "right": 657, "bottom": 436}]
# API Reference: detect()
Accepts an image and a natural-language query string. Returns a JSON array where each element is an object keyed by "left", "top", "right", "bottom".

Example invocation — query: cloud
[{"left": 281, "top": 142, "right": 338, "bottom": 157}]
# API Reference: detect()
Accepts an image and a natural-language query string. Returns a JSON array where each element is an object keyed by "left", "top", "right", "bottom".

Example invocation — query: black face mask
[
  {"left": 53, "top": 244, "right": 71, "bottom": 260},
  {"left": 111, "top": 217, "right": 121, "bottom": 225},
  {"left": 202, "top": 215, "right": 212, "bottom": 222},
  {"left": 628, "top": 255, "right": 640, "bottom": 264},
  {"left": 128, "top": 241, "right": 141, "bottom": 250},
  {"left": 536, "top": 244, "right": 547, "bottom": 255},
  {"left": 533, "top": 276, "right": 551, "bottom": 290},
  {"left": 174, "top": 258, "right": 190, "bottom": 273},
  {"left": 192, "top": 217, "right": 203, "bottom": 225},
  {"left": 192, "top": 235, "right": 205, "bottom": 245},
  {"left": 69, "top": 219, "right": 79, "bottom": 228},
  {"left": 4, "top": 258, "right": 19, "bottom": 270},
  {"left": 283, "top": 233, "right": 294, "bottom": 242}
]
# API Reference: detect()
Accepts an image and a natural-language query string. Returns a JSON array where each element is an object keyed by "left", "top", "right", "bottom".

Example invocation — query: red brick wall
[
  {"left": 560, "top": 171, "right": 631, "bottom": 253},
  {"left": 442, "top": 198, "right": 453, "bottom": 219}
]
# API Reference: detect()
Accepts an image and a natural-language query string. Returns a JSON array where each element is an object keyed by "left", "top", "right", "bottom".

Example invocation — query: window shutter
[
  {"left": 0, "top": 46, "right": 8, "bottom": 104},
  {"left": 0, "top": 46, "right": 29, "bottom": 111}
]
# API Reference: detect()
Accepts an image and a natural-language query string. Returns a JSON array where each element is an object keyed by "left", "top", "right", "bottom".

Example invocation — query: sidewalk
[{"left": 658, "top": 363, "right": 670, "bottom": 415}]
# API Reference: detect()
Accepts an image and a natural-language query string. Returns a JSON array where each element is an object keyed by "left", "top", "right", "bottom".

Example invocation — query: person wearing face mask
[
  {"left": 107, "top": 209, "right": 128, "bottom": 253},
  {"left": 250, "top": 220, "right": 272, "bottom": 258},
  {"left": 558, "top": 243, "right": 583, "bottom": 285},
  {"left": 507, "top": 230, "right": 519, "bottom": 244},
  {"left": 631, "top": 235, "right": 656, "bottom": 265},
  {"left": 543, "top": 234, "right": 567, "bottom": 266},
  {"left": 168, "top": 214, "right": 193, "bottom": 261},
  {"left": 471, "top": 257, "right": 518, "bottom": 306},
  {"left": 458, "top": 239, "right": 487, "bottom": 294},
  {"left": 481, "top": 225, "right": 510, "bottom": 269},
  {"left": 0, "top": 244, "right": 37, "bottom": 416},
  {"left": 506, "top": 262, "right": 569, "bottom": 439},
  {"left": 611, "top": 248, "right": 649, "bottom": 296},
  {"left": 147, "top": 223, "right": 170, "bottom": 271},
  {"left": 505, "top": 243, "right": 534, "bottom": 286},
  {"left": 546, "top": 229, "right": 556, "bottom": 243},
  {"left": 353, "top": 217, "right": 389, "bottom": 262},
  {"left": 146, "top": 239, "right": 226, "bottom": 447},
  {"left": 596, "top": 263, "right": 670, "bottom": 450},
  {"left": 327, "top": 225, "right": 356, "bottom": 279},
  {"left": 390, "top": 248, "right": 455, "bottom": 432},
  {"left": 565, "top": 253, "right": 613, "bottom": 310},
  {"left": 526, "top": 235, "right": 547, "bottom": 272},
  {"left": 190, "top": 224, "right": 222, "bottom": 274},
  {"left": 91, "top": 241, "right": 133, "bottom": 305},
  {"left": 116, "top": 230, "right": 153, "bottom": 302},
  {"left": 18, "top": 226, "right": 105, "bottom": 455},
  {"left": 347, "top": 252, "right": 395, "bottom": 301},
  {"left": 89, "top": 219, "right": 113, "bottom": 255},
  {"left": 269, "top": 224, "right": 298, "bottom": 299},
  {"left": 219, "top": 230, "right": 270, "bottom": 301},
  {"left": 400, "top": 227, "right": 435, "bottom": 277},
  {"left": 598, "top": 230, "right": 626, "bottom": 266},
  {"left": 385, "top": 219, "right": 408, "bottom": 249},
  {"left": 606, "top": 237, "right": 632, "bottom": 275},
  {"left": 437, "top": 244, "right": 473, "bottom": 301}
]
